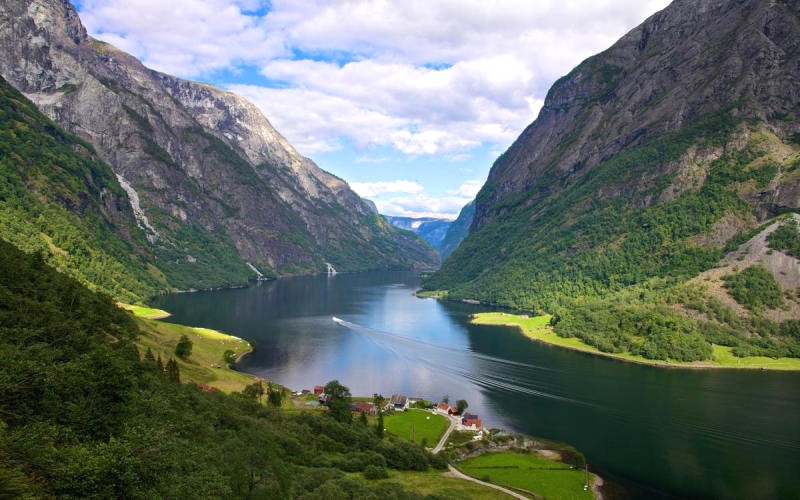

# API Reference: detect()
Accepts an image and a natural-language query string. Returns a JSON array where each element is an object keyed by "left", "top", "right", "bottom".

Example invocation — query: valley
[{"left": 1, "top": 0, "right": 799, "bottom": 498}]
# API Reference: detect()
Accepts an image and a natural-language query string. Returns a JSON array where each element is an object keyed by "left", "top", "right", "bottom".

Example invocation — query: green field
[
  {"left": 371, "top": 469, "right": 509, "bottom": 499},
  {"left": 132, "top": 314, "right": 257, "bottom": 393},
  {"left": 119, "top": 302, "right": 171, "bottom": 319},
  {"left": 459, "top": 451, "right": 594, "bottom": 499},
  {"left": 384, "top": 409, "right": 449, "bottom": 446},
  {"left": 472, "top": 312, "right": 800, "bottom": 370},
  {"left": 416, "top": 289, "right": 449, "bottom": 298}
]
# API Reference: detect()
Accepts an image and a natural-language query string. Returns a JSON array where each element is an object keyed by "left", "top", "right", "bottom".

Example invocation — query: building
[
  {"left": 390, "top": 394, "right": 408, "bottom": 410},
  {"left": 314, "top": 385, "right": 324, "bottom": 395},
  {"left": 437, "top": 402, "right": 449, "bottom": 412},
  {"left": 462, "top": 418, "right": 482, "bottom": 431},
  {"left": 352, "top": 401, "right": 377, "bottom": 416}
]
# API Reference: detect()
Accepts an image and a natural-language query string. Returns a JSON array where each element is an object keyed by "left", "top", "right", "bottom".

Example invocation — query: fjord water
[{"left": 157, "top": 271, "right": 800, "bottom": 499}]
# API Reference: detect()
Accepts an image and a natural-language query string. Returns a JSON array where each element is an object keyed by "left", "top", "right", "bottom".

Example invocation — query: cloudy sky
[{"left": 74, "top": 0, "right": 670, "bottom": 218}]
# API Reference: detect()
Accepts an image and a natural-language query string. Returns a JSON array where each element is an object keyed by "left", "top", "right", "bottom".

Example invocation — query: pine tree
[
  {"left": 156, "top": 355, "right": 164, "bottom": 375},
  {"left": 166, "top": 358, "right": 181, "bottom": 383}
]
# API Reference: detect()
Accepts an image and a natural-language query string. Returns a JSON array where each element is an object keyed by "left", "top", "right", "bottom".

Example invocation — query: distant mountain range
[
  {"left": 384, "top": 203, "right": 475, "bottom": 259},
  {"left": 0, "top": 0, "right": 438, "bottom": 300}
]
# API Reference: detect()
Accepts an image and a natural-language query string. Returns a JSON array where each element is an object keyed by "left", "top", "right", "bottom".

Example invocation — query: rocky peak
[
  {"left": 0, "top": 0, "right": 438, "bottom": 290},
  {"left": 476, "top": 0, "right": 800, "bottom": 231}
]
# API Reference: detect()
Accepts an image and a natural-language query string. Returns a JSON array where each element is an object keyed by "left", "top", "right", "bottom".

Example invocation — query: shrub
[{"left": 363, "top": 465, "right": 389, "bottom": 480}]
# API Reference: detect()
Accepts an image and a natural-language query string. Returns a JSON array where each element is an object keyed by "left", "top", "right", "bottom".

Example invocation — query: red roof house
[
  {"left": 352, "top": 402, "right": 377, "bottom": 415},
  {"left": 314, "top": 385, "right": 324, "bottom": 395},
  {"left": 463, "top": 418, "right": 482, "bottom": 429},
  {"left": 437, "top": 402, "right": 449, "bottom": 411}
]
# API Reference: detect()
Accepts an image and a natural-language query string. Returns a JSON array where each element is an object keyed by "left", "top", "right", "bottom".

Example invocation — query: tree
[
  {"left": 324, "top": 380, "right": 352, "bottom": 423},
  {"left": 267, "top": 382, "right": 283, "bottom": 407},
  {"left": 166, "top": 358, "right": 181, "bottom": 383},
  {"left": 456, "top": 399, "right": 469, "bottom": 415},
  {"left": 442, "top": 395, "right": 449, "bottom": 405},
  {"left": 175, "top": 334, "right": 193, "bottom": 359},
  {"left": 243, "top": 381, "right": 265, "bottom": 401},
  {"left": 359, "top": 411, "right": 368, "bottom": 426},
  {"left": 376, "top": 412, "right": 385, "bottom": 439},
  {"left": 373, "top": 394, "right": 386, "bottom": 438}
]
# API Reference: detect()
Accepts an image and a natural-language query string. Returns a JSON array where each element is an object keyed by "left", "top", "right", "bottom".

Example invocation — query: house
[
  {"left": 447, "top": 406, "right": 459, "bottom": 415},
  {"left": 314, "top": 385, "right": 324, "bottom": 395},
  {"left": 437, "top": 402, "right": 449, "bottom": 412},
  {"left": 463, "top": 418, "right": 482, "bottom": 430},
  {"left": 301, "top": 389, "right": 310, "bottom": 394},
  {"left": 318, "top": 394, "right": 330, "bottom": 405},
  {"left": 390, "top": 394, "right": 408, "bottom": 410},
  {"left": 352, "top": 401, "right": 377, "bottom": 416},
  {"left": 461, "top": 413, "right": 478, "bottom": 424}
]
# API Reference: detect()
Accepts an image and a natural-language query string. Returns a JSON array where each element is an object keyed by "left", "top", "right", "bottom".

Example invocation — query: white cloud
[
  {"left": 449, "top": 180, "right": 483, "bottom": 198},
  {"left": 78, "top": 0, "right": 671, "bottom": 156},
  {"left": 349, "top": 180, "right": 425, "bottom": 198},
  {"left": 374, "top": 194, "right": 468, "bottom": 219}
]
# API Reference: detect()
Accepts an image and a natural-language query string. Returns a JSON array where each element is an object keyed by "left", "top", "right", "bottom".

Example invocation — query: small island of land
[{"left": 471, "top": 312, "right": 800, "bottom": 370}]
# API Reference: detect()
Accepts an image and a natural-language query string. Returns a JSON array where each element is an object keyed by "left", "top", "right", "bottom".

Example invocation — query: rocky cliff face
[
  {"left": 0, "top": 0, "right": 437, "bottom": 291},
  {"left": 426, "top": 0, "right": 800, "bottom": 309},
  {"left": 474, "top": 0, "right": 799, "bottom": 231}
]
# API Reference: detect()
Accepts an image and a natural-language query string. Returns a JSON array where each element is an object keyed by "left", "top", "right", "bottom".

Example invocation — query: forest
[{"left": 0, "top": 240, "right": 445, "bottom": 498}]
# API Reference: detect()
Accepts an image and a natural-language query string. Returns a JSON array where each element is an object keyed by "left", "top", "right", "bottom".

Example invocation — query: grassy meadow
[
  {"left": 384, "top": 409, "right": 449, "bottom": 446},
  {"left": 458, "top": 451, "right": 595, "bottom": 499}
]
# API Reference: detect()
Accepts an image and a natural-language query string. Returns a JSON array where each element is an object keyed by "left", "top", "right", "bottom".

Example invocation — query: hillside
[
  {"left": 439, "top": 200, "right": 475, "bottom": 260},
  {"left": 0, "top": 238, "right": 455, "bottom": 498},
  {"left": 425, "top": 0, "right": 800, "bottom": 362},
  {"left": 0, "top": 0, "right": 437, "bottom": 297},
  {"left": 0, "top": 75, "right": 165, "bottom": 301}
]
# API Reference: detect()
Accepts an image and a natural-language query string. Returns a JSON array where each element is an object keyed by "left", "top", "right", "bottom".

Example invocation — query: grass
[
  {"left": 118, "top": 302, "right": 171, "bottom": 319},
  {"left": 416, "top": 289, "right": 448, "bottom": 298},
  {"left": 458, "top": 451, "right": 594, "bottom": 499},
  {"left": 368, "top": 469, "right": 510, "bottom": 499},
  {"left": 383, "top": 409, "right": 449, "bottom": 446},
  {"left": 472, "top": 312, "right": 800, "bottom": 371},
  {"left": 133, "top": 316, "right": 257, "bottom": 393}
]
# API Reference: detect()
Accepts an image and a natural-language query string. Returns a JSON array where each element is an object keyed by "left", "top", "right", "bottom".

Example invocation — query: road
[
  {"left": 432, "top": 413, "right": 458, "bottom": 454},
  {"left": 445, "top": 465, "right": 531, "bottom": 500}
]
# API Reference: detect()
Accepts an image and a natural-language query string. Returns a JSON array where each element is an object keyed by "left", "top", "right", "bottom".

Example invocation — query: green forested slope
[
  {"left": 0, "top": 76, "right": 165, "bottom": 301},
  {"left": 426, "top": 115, "right": 800, "bottom": 361},
  {"left": 0, "top": 239, "right": 445, "bottom": 498},
  {"left": 423, "top": 0, "right": 800, "bottom": 363}
]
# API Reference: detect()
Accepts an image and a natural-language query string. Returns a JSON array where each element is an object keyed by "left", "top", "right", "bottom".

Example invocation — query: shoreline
[{"left": 470, "top": 312, "right": 800, "bottom": 371}]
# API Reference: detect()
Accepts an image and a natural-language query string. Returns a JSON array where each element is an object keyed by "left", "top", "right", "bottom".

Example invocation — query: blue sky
[{"left": 74, "top": 0, "right": 669, "bottom": 218}]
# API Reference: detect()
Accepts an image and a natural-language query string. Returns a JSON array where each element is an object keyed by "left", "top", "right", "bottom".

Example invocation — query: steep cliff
[
  {"left": 0, "top": 75, "right": 165, "bottom": 301},
  {"left": 0, "top": 0, "right": 438, "bottom": 293},
  {"left": 439, "top": 200, "right": 474, "bottom": 260},
  {"left": 425, "top": 0, "right": 800, "bottom": 360}
]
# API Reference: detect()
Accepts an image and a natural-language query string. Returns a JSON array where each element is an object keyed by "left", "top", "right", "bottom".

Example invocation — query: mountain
[
  {"left": 438, "top": 200, "right": 474, "bottom": 260},
  {"left": 425, "top": 0, "right": 800, "bottom": 361},
  {"left": 0, "top": 0, "right": 438, "bottom": 297},
  {"left": 0, "top": 75, "right": 165, "bottom": 302},
  {"left": 384, "top": 216, "right": 452, "bottom": 251}
]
